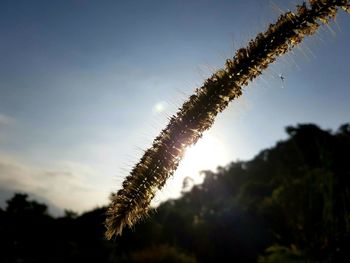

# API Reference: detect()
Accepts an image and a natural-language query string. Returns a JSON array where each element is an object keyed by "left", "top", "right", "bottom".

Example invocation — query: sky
[{"left": 0, "top": 0, "right": 349, "bottom": 214}]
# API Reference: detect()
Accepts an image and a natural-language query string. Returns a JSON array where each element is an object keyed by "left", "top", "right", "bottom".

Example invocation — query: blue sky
[{"left": 0, "top": 0, "right": 349, "bottom": 214}]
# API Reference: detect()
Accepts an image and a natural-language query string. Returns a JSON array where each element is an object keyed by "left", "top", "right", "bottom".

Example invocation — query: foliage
[
  {"left": 1, "top": 123, "right": 350, "bottom": 262},
  {"left": 106, "top": 0, "right": 350, "bottom": 238},
  {"left": 258, "top": 245, "right": 304, "bottom": 263},
  {"left": 127, "top": 245, "right": 197, "bottom": 263}
]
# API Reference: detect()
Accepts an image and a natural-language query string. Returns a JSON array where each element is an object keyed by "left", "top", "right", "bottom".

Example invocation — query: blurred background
[{"left": 0, "top": 0, "right": 349, "bottom": 262}]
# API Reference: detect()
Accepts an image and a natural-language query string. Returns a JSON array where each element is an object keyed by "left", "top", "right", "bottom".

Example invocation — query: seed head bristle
[{"left": 105, "top": 0, "right": 350, "bottom": 239}]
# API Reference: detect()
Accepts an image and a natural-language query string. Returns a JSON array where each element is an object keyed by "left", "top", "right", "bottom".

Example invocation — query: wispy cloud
[
  {"left": 0, "top": 113, "right": 16, "bottom": 143},
  {"left": 0, "top": 113, "right": 15, "bottom": 126},
  {"left": 0, "top": 153, "right": 109, "bottom": 213}
]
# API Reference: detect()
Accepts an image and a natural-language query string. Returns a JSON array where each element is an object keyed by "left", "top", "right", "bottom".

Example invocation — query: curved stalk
[{"left": 106, "top": 0, "right": 350, "bottom": 239}]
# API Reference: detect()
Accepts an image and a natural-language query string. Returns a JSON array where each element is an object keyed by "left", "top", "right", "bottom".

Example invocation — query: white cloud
[{"left": 0, "top": 153, "right": 109, "bottom": 213}]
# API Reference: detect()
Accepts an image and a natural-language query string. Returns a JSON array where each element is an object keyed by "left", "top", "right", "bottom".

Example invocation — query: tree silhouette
[
  {"left": 106, "top": 0, "right": 350, "bottom": 239},
  {"left": 1, "top": 123, "right": 349, "bottom": 262}
]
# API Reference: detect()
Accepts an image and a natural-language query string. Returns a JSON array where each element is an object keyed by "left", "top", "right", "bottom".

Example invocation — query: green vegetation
[
  {"left": 106, "top": 0, "right": 350, "bottom": 238},
  {"left": 2, "top": 123, "right": 350, "bottom": 262}
]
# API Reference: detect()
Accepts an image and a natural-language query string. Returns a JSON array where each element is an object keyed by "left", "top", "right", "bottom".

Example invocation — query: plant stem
[{"left": 105, "top": 0, "right": 350, "bottom": 239}]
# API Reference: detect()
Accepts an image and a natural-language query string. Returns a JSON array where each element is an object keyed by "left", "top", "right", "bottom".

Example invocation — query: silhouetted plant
[
  {"left": 127, "top": 244, "right": 197, "bottom": 263},
  {"left": 2, "top": 124, "right": 349, "bottom": 262},
  {"left": 105, "top": 0, "right": 350, "bottom": 238},
  {"left": 258, "top": 245, "right": 304, "bottom": 263}
]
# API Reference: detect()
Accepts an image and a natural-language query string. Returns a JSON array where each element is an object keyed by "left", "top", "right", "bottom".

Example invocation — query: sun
[
  {"left": 152, "top": 132, "right": 230, "bottom": 204},
  {"left": 179, "top": 133, "right": 229, "bottom": 182}
]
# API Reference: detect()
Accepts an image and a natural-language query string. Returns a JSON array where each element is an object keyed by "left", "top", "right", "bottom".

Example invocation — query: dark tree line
[{"left": 1, "top": 123, "right": 349, "bottom": 262}]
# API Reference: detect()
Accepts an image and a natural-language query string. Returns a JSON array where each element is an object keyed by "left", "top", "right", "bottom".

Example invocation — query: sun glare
[
  {"left": 179, "top": 134, "right": 229, "bottom": 181},
  {"left": 152, "top": 101, "right": 167, "bottom": 114},
  {"left": 152, "top": 133, "right": 230, "bottom": 205}
]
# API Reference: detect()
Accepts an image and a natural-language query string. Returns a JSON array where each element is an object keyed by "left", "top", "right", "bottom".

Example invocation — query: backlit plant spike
[{"left": 105, "top": 0, "right": 349, "bottom": 239}]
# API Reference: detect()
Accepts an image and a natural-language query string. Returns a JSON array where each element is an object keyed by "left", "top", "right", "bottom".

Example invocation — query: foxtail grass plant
[{"left": 105, "top": 0, "right": 350, "bottom": 239}]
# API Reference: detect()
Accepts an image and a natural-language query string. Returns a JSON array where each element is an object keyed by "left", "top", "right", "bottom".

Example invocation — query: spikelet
[{"left": 105, "top": 0, "right": 349, "bottom": 239}]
